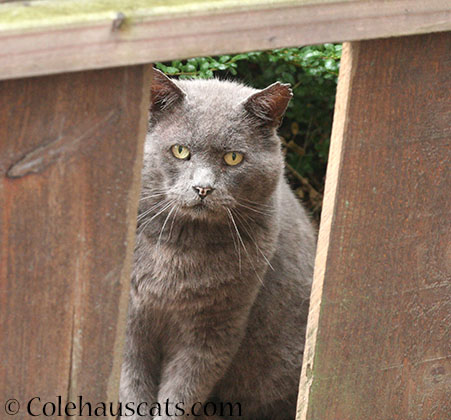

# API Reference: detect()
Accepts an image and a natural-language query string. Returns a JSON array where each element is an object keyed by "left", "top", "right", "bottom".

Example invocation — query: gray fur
[{"left": 119, "top": 70, "right": 316, "bottom": 420}]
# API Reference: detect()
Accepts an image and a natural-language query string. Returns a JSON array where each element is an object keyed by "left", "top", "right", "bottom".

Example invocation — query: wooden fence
[{"left": 0, "top": 1, "right": 449, "bottom": 419}]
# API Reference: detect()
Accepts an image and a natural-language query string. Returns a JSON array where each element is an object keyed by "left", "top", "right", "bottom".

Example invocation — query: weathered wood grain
[
  {"left": 0, "top": 0, "right": 450, "bottom": 81},
  {"left": 297, "top": 32, "right": 451, "bottom": 420},
  {"left": 0, "top": 65, "right": 151, "bottom": 418}
]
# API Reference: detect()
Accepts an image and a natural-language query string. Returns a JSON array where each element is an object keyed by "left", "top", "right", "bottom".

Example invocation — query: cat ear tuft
[
  {"left": 150, "top": 68, "right": 186, "bottom": 112},
  {"left": 242, "top": 82, "right": 293, "bottom": 127}
]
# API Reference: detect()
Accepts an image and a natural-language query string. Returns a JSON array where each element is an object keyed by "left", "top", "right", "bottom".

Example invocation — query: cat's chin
[
  {"left": 182, "top": 202, "right": 210, "bottom": 216},
  {"left": 180, "top": 202, "right": 225, "bottom": 222}
]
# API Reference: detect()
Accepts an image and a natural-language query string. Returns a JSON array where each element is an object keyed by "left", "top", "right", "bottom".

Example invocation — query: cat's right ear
[
  {"left": 150, "top": 68, "right": 186, "bottom": 113},
  {"left": 241, "top": 82, "right": 292, "bottom": 127}
]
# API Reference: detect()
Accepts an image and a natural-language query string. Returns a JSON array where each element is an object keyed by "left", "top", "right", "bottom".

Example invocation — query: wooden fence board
[
  {"left": 0, "top": 0, "right": 450, "bottom": 81},
  {"left": 0, "top": 65, "right": 151, "bottom": 418},
  {"left": 297, "top": 32, "right": 451, "bottom": 420}
]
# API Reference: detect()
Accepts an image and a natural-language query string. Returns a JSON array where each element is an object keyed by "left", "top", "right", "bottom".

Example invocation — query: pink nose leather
[{"left": 193, "top": 186, "right": 214, "bottom": 199}]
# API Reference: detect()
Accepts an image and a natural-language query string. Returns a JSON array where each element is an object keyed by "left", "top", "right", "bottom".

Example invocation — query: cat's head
[{"left": 141, "top": 68, "right": 292, "bottom": 222}]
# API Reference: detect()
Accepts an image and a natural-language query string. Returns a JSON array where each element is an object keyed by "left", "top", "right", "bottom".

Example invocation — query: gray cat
[{"left": 119, "top": 69, "right": 316, "bottom": 420}]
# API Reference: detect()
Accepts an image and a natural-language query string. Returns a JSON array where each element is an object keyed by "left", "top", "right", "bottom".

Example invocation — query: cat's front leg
[
  {"left": 119, "top": 306, "right": 160, "bottom": 420},
  {"left": 154, "top": 311, "right": 248, "bottom": 420},
  {"left": 119, "top": 348, "right": 159, "bottom": 420}
]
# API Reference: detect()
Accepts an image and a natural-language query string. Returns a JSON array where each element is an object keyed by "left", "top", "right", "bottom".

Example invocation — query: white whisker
[
  {"left": 137, "top": 201, "right": 174, "bottom": 238},
  {"left": 137, "top": 200, "right": 168, "bottom": 222},
  {"left": 157, "top": 204, "right": 177, "bottom": 247},
  {"left": 224, "top": 206, "right": 241, "bottom": 273},
  {"left": 139, "top": 192, "right": 166, "bottom": 201},
  {"left": 236, "top": 201, "right": 274, "bottom": 216},
  {"left": 227, "top": 208, "right": 263, "bottom": 285},
  {"left": 168, "top": 205, "right": 180, "bottom": 242},
  {"left": 233, "top": 209, "right": 275, "bottom": 272},
  {"left": 239, "top": 197, "right": 274, "bottom": 209}
]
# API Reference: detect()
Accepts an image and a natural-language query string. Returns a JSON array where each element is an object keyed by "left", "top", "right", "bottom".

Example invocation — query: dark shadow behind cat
[{"left": 119, "top": 69, "right": 316, "bottom": 420}]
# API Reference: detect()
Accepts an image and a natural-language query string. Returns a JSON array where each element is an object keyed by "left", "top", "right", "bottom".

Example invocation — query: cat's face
[{"left": 141, "top": 70, "right": 292, "bottom": 223}]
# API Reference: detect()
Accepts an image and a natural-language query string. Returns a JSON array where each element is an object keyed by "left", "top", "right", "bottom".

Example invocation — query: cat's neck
[
  {"left": 133, "top": 207, "right": 278, "bottom": 302},
  {"left": 139, "top": 206, "right": 272, "bottom": 251}
]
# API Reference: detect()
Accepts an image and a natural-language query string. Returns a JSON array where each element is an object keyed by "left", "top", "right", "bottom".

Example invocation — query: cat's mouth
[
  {"left": 180, "top": 200, "right": 222, "bottom": 219},
  {"left": 186, "top": 202, "right": 208, "bottom": 211}
]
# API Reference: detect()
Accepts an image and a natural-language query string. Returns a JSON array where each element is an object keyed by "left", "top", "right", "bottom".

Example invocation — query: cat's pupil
[
  {"left": 178, "top": 146, "right": 183, "bottom": 154},
  {"left": 232, "top": 152, "right": 236, "bottom": 160}
]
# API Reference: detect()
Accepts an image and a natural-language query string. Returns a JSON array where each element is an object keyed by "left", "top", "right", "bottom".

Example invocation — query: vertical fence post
[
  {"left": 297, "top": 32, "right": 450, "bottom": 420},
  {"left": 0, "top": 65, "right": 151, "bottom": 419}
]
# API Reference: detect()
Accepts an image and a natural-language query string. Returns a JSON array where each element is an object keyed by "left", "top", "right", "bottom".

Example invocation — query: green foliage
[{"left": 156, "top": 44, "right": 341, "bottom": 219}]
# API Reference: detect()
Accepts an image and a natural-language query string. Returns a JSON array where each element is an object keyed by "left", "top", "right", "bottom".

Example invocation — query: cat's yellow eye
[
  {"left": 171, "top": 144, "right": 190, "bottom": 160},
  {"left": 224, "top": 152, "right": 244, "bottom": 166}
]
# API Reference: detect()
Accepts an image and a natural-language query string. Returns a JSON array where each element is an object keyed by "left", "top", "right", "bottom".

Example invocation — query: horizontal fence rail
[{"left": 0, "top": 0, "right": 450, "bottom": 80}]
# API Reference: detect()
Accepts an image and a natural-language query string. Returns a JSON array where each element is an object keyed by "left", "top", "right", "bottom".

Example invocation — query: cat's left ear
[
  {"left": 150, "top": 68, "right": 186, "bottom": 113},
  {"left": 242, "top": 82, "right": 293, "bottom": 127}
]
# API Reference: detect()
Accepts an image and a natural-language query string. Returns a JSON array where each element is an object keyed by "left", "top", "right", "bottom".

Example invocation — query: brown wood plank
[
  {"left": 0, "top": 0, "right": 450, "bottom": 81},
  {"left": 0, "top": 65, "right": 151, "bottom": 418},
  {"left": 297, "top": 32, "right": 451, "bottom": 420}
]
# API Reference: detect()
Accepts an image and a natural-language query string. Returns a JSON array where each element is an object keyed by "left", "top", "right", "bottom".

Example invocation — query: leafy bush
[{"left": 156, "top": 44, "right": 341, "bottom": 221}]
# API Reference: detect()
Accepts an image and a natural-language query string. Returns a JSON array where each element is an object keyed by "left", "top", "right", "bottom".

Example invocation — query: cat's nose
[{"left": 193, "top": 186, "right": 214, "bottom": 199}]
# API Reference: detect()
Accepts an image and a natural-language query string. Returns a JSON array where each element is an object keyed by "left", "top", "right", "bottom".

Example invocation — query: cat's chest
[
  {"left": 155, "top": 240, "right": 240, "bottom": 278},
  {"left": 132, "top": 215, "right": 278, "bottom": 306},
  {"left": 133, "top": 230, "right": 265, "bottom": 303}
]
